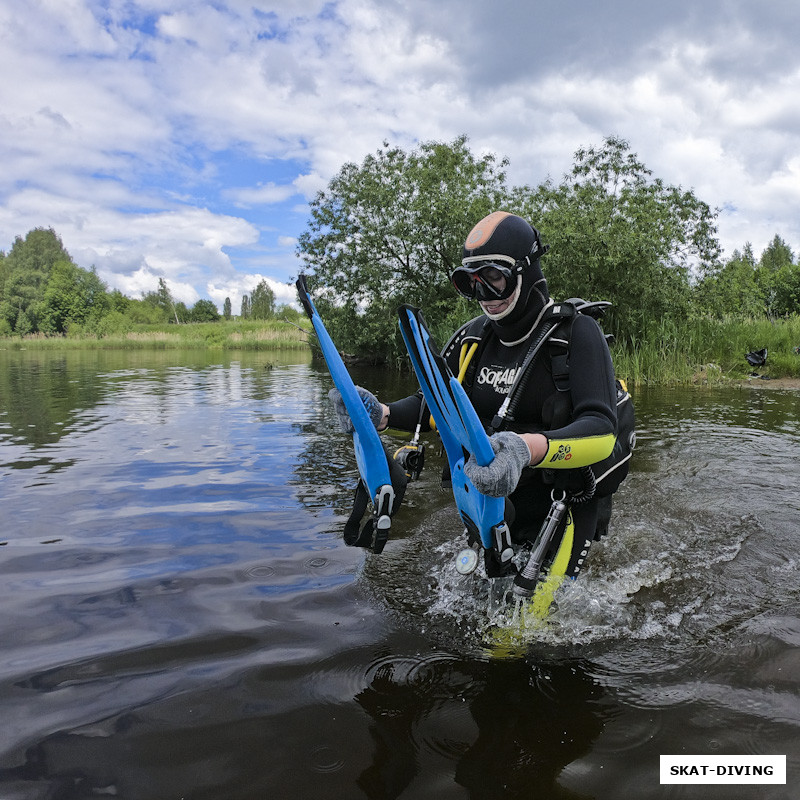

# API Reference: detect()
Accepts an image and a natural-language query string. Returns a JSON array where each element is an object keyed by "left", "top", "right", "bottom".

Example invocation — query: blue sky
[{"left": 2, "top": 0, "right": 800, "bottom": 312}]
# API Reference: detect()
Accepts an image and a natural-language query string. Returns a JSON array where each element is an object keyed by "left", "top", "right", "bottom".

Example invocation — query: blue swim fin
[
  {"left": 398, "top": 305, "right": 514, "bottom": 570},
  {"left": 297, "top": 276, "right": 404, "bottom": 553}
]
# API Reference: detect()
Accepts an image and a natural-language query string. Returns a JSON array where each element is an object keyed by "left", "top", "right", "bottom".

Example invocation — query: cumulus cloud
[
  {"left": 0, "top": 183, "right": 259, "bottom": 304},
  {"left": 1, "top": 0, "right": 800, "bottom": 307}
]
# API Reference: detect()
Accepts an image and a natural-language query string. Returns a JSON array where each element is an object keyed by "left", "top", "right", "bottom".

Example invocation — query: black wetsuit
[{"left": 388, "top": 308, "right": 618, "bottom": 578}]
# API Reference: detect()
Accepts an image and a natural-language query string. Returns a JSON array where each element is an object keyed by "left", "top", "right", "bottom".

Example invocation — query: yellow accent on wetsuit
[
  {"left": 537, "top": 433, "right": 616, "bottom": 469},
  {"left": 485, "top": 509, "right": 575, "bottom": 654},
  {"left": 527, "top": 506, "right": 574, "bottom": 619},
  {"left": 458, "top": 341, "right": 479, "bottom": 383},
  {"left": 429, "top": 341, "right": 479, "bottom": 431}
]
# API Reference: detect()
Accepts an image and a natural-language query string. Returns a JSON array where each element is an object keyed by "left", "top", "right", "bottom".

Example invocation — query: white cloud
[
  {"left": 293, "top": 172, "right": 328, "bottom": 201},
  {"left": 116, "top": 269, "right": 201, "bottom": 306},
  {"left": 224, "top": 182, "right": 298, "bottom": 207},
  {"left": 2, "top": 0, "right": 800, "bottom": 307},
  {"left": 207, "top": 273, "right": 298, "bottom": 314},
  {"left": 0, "top": 185, "right": 259, "bottom": 302}
]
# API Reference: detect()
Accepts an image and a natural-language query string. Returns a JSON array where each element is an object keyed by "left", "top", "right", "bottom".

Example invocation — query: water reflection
[
  {"left": 355, "top": 654, "right": 606, "bottom": 799},
  {"left": 1, "top": 351, "right": 800, "bottom": 799},
  {"left": 1, "top": 642, "right": 608, "bottom": 800},
  {"left": 0, "top": 353, "right": 105, "bottom": 449},
  {"left": 1, "top": 348, "right": 308, "bottom": 417},
  {"left": 0, "top": 349, "right": 311, "bottom": 481}
]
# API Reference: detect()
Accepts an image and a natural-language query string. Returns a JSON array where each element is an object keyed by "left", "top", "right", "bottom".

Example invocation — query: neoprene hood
[{"left": 460, "top": 212, "right": 550, "bottom": 342}]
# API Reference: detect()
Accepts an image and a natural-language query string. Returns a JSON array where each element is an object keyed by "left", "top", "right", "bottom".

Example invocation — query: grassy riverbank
[
  {"left": 2, "top": 314, "right": 799, "bottom": 386},
  {"left": 0, "top": 319, "right": 312, "bottom": 351},
  {"left": 609, "top": 315, "right": 800, "bottom": 385}
]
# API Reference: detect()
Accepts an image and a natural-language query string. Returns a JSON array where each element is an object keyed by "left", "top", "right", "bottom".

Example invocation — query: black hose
[{"left": 492, "top": 315, "right": 564, "bottom": 431}]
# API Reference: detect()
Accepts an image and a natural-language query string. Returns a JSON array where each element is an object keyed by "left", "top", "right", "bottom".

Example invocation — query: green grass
[
  {"left": 0, "top": 319, "right": 312, "bottom": 351},
  {"left": 611, "top": 314, "right": 800, "bottom": 385}
]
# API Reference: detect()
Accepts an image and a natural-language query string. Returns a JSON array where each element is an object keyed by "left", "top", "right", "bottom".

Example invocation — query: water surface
[{"left": 1, "top": 349, "right": 798, "bottom": 799}]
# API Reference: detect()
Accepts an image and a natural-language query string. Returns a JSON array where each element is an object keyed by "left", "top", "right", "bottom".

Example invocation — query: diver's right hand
[
  {"left": 328, "top": 386, "right": 386, "bottom": 433},
  {"left": 463, "top": 431, "right": 532, "bottom": 497}
]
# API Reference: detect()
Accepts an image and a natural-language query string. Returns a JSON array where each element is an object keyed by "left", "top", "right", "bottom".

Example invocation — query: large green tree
[
  {"left": 758, "top": 234, "right": 794, "bottom": 273},
  {"left": 0, "top": 227, "right": 240, "bottom": 335},
  {"left": 142, "top": 277, "right": 180, "bottom": 323},
  {"left": 513, "top": 136, "right": 721, "bottom": 342},
  {"left": 39, "top": 261, "right": 110, "bottom": 334},
  {"left": 697, "top": 234, "right": 800, "bottom": 318},
  {"left": 755, "top": 234, "right": 797, "bottom": 316},
  {"left": 297, "top": 136, "right": 722, "bottom": 355},
  {"left": 189, "top": 299, "right": 220, "bottom": 321},
  {"left": 770, "top": 264, "right": 800, "bottom": 317},
  {"left": 298, "top": 136, "right": 511, "bottom": 328},
  {"left": 0, "top": 227, "right": 75, "bottom": 333},
  {"left": 695, "top": 243, "right": 761, "bottom": 318}
]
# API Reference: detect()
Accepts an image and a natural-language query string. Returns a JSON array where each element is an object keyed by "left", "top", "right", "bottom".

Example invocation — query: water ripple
[{"left": 309, "top": 744, "right": 346, "bottom": 774}]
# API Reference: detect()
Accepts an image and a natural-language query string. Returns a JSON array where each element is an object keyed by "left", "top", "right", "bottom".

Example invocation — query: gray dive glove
[
  {"left": 463, "top": 431, "right": 531, "bottom": 497},
  {"left": 328, "top": 386, "right": 384, "bottom": 433}
]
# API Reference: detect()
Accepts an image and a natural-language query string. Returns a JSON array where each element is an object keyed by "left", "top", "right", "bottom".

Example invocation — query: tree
[
  {"left": 770, "top": 263, "right": 800, "bottom": 316},
  {"left": 159, "top": 277, "right": 180, "bottom": 324},
  {"left": 297, "top": 136, "right": 511, "bottom": 341},
  {"left": 142, "top": 277, "right": 180, "bottom": 323},
  {"left": 758, "top": 234, "right": 794, "bottom": 273},
  {"left": 1, "top": 228, "right": 75, "bottom": 333},
  {"left": 0, "top": 249, "right": 7, "bottom": 299},
  {"left": 39, "top": 261, "right": 109, "bottom": 334},
  {"left": 109, "top": 289, "right": 131, "bottom": 313},
  {"left": 277, "top": 303, "right": 303, "bottom": 324},
  {"left": 124, "top": 298, "right": 168, "bottom": 324},
  {"left": 4, "top": 227, "right": 72, "bottom": 275},
  {"left": 223, "top": 297, "right": 232, "bottom": 319},
  {"left": 0, "top": 297, "right": 19, "bottom": 332},
  {"left": 297, "top": 135, "right": 723, "bottom": 355},
  {"left": 694, "top": 244, "right": 761, "bottom": 318},
  {"left": 15, "top": 309, "right": 34, "bottom": 336},
  {"left": 250, "top": 280, "right": 275, "bottom": 320},
  {"left": 240, "top": 294, "right": 251, "bottom": 319},
  {"left": 190, "top": 299, "right": 220, "bottom": 322},
  {"left": 755, "top": 234, "right": 797, "bottom": 316},
  {"left": 174, "top": 301, "right": 190, "bottom": 323},
  {"left": 513, "top": 137, "right": 721, "bottom": 342}
]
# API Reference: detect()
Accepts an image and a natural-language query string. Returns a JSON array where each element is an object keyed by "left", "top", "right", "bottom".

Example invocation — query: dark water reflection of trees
[{"left": 0, "top": 349, "right": 307, "bottom": 461}]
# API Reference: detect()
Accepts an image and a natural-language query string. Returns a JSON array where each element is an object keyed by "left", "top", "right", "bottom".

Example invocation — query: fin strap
[{"left": 342, "top": 447, "right": 408, "bottom": 553}]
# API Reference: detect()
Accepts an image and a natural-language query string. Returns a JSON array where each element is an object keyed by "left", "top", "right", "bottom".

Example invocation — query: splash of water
[{"left": 420, "top": 507, "right": 759, "bottom": 656}]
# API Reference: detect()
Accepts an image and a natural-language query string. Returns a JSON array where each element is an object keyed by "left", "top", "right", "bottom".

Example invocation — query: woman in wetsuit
[{"left": 335, "top": 211, "right": 619, "bottom": 580}]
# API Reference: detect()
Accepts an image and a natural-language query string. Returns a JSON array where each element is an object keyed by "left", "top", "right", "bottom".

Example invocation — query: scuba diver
[{"left": 330, "top": 211, "right": 620, "bottom": 584}]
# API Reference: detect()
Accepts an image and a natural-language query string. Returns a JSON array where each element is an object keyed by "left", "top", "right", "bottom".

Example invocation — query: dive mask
[{"left": 451, "top": 260, "right": 521, "bottom": 301}]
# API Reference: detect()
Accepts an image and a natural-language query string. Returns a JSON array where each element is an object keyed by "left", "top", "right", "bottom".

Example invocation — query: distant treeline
[{"left": 0, "top": 228, "right": 301, "bottom": 338}]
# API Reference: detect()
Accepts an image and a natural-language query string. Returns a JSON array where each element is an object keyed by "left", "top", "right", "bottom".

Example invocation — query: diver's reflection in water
[{"left": 355, "top": 655, "right": 605, "bottom": 799}]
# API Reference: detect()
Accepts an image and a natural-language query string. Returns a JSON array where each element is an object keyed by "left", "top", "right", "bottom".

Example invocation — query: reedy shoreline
[{"left": 2, "top": 315, "right": 799, "bottom": 386}]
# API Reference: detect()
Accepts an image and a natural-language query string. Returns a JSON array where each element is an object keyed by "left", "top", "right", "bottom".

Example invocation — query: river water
[{"left": 0, "top": 348, "right": 798, "bottom": 799}]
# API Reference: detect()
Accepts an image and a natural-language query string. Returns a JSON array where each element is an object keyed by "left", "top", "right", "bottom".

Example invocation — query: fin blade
[
  {"left": 296, "top": 276, "right": 393, "bottom": 507},
  {"left": 398, "top": 304, "right": 507, "bottom": 552}
]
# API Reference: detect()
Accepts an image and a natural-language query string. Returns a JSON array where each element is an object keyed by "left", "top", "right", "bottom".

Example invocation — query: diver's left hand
[{"left": 464, "top": 431, "right": 532, "bottom": 497}]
